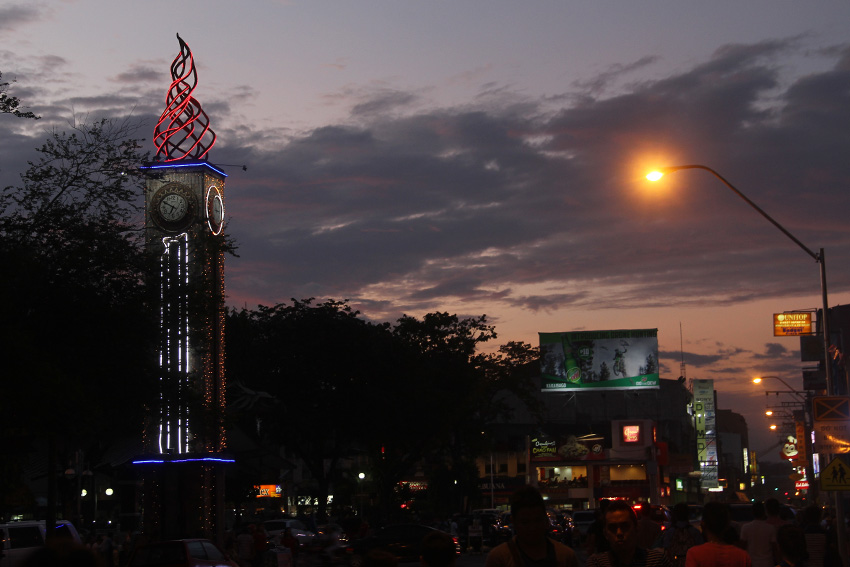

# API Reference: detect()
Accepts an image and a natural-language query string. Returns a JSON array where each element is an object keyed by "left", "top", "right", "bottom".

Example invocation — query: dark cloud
[
  {"left": 4, "top": 39, "right": 850, "bottom": 336},
  {"left": 221, "top": 35, "right": 850, "bottom": 315},
  {"left": 351, "top": 89, "right": 419, "bottom": 116},
  {"left": 753, "top": 343, "right": 790, "bottom": 359},
  {"left": 572, "top": 55, "right": 660, "bottom": 96},
  {"left": 0, "top": 5, "right": 43, "bottom": 33},
  {"left": 660, "top": 350, "right": 727, "bottom": 368},
  {"left": 111, "top": 65, "right": 163, "bottom": 85}
]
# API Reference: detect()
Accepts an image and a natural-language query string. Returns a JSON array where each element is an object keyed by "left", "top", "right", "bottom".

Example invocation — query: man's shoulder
[
  {"left": 551, "top": 539, "right": 575, "bottom": 552},
  {"left": 484, "top": 541, "right": 512, "bottom": 567},
  {"left": 486, "top": 541, "right": 512, "bottom": 556},
  {"left": 550, "top": 539, "right": 577, "bottom": 564}
]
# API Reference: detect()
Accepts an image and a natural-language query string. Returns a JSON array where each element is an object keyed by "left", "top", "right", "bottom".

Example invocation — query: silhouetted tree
[
  {"left": 0, "top": 72, "right": 39, "bottom": 119},
  {"left": 226, "top": 302, "right": 541, "bottom": 521},
  {"left": 0, "top": 119, "right": 157, "bottom": 521}
]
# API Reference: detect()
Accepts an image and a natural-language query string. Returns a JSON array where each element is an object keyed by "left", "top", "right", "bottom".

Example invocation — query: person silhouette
[{"left": 838, "top": 463, "right": 846, "bottom": 483}]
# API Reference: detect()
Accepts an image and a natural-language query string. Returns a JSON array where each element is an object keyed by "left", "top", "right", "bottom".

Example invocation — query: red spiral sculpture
[{"left": 153, "top": 34, "right": 217, "bottom": 161}]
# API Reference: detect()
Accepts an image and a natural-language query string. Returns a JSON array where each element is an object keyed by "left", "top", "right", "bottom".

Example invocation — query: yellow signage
[
  {"left": 820, "top": 458, "right": 850, "bottom": 491},
  {"left": 773, "top": 312, "right": 812, "bottom": 336}
]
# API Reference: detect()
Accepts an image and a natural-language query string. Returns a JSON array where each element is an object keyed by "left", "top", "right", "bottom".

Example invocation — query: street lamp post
[
  {"left": 753, "top": 376, "right": 807, "bottom": 402},
  {"left": 647, "top": 165, "right": 833, "bottom": 393},
  {"left": 647, "top": 165, "right": 844, "bottom": 565}
]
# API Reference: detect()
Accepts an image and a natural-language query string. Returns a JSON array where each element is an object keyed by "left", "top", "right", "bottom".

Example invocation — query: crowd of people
[
  {"left": 16, "top": 488, "right": 846, "bottom": 567},
  {"left": 524, "top": 492, "right": 842, "bottom": 567},
  {"left": 481, "top": 487, "right": 845, "bottom": 567}
]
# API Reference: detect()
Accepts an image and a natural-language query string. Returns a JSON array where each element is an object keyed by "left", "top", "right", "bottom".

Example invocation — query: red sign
[{"left": 623, "top": 425, "right": 641, "bottom": 443}]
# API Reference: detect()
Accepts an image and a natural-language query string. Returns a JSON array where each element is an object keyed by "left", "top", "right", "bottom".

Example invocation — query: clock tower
[{"left": 138, "top": 34, "right": 231, "bottom": 541}]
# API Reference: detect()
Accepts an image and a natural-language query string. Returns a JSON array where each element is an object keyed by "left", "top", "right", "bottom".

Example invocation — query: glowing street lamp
[
  {"left": 752, "top": 376, "right": 808, "bottom": 403},
  {"left": 753, "top": 374, "right": 816, "bottom": 499},
  {"left": 647, "top": 165, "right": 841, "bottom": 545},
  {"left": 647, "top": 165, "right": 834, "bottom": 394}
]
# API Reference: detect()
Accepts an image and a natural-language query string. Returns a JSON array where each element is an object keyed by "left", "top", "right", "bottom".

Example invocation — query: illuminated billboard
[
  {"left": 540, "top": 329, "right": 659, "bottom": 391},
  {"left": 693, "top": 379, "right": 719, "bottom": 489},
  {"left": 773, "top": 312, "right": 812, "bottom": 336}
]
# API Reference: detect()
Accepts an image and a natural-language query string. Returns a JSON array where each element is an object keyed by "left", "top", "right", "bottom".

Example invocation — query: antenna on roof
[{"left": 679, "top": 322, "right": 687, "bottom": 384}]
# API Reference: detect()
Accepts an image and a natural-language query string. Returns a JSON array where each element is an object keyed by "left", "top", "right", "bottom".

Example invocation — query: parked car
[
  {"left": 546, "top": 510, "right": 574, "bottom": 545},
  {"left": 316, "top": 524, "right": 349, "bottom": 546},
  {"left": 571, "top": 510, "right": 597, "bottom": 543},
  {"left": 347, "top": 524, "right": 459, "bottom": 567},
  {"left": 129, "top": 539, "right": 238, "bottom": 567},
  {"left": 469, "top": 511, "right": 501, "bottom": 547},
  {"left": 264, "top": 519, "right": 316, "bottom": 547},
  {"left": 495, "top": 511, "right": 513, "bottom": 542},
  {"left": 0, "top": 520, "right": 81, "bottom": 567}
]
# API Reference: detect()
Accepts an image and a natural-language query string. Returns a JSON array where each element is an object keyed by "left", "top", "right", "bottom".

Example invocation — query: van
[{"left": 0, "top": 520, "right": 81, "bottom": 567}]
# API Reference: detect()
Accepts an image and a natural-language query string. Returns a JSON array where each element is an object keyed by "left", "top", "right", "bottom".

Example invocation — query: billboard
[
  {"left": 529, "top": 433, "right": 606, "bottom": 462},
  {"left": 774, "top": 312, "right": 812, "bottom": 336},
  {"left": 693, "top": 379, "right": 719, "bottom": 489},
  {"left": 539, "top": 329, "right": 659, "bottom": 391}
]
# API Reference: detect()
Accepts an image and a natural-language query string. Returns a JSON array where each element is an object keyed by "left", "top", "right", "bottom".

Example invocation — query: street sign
[
  {"left": 813, "top": 397, "right": 850, "bottom": 421},
  {"left": 820, "top": 457, "right": 850, "bottom": 491},
  {"left": 814, "top": 422, "right": 850, "bottom": 454},
  {"left": 813, "top": 397, "right": 850, "bottom": 453}
]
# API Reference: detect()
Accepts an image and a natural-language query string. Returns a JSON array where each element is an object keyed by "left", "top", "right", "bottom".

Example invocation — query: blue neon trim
[
  {"left": 132, "top": 456, "right": 236, "bottom": 465},
  {"left": 141, "top": 161, "right": 228, "bottom": 177}
]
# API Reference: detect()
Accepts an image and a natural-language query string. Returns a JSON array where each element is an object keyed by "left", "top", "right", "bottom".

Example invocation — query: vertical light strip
[
  {"left": 158, "top": 233, "right": 191, "bottom": 455},
  {"left": 158, "top": 248, "right": 165, "bottom": 454}
]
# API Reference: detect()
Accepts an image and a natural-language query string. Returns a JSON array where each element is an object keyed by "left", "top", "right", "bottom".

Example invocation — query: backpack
[{"left": 668, "top": 525, "right": 696, "bottom": 567}]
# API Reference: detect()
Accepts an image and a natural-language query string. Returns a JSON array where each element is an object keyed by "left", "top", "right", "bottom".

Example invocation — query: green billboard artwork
[{"left": 539, "top": 329, "right": 659, "bottom": 391}]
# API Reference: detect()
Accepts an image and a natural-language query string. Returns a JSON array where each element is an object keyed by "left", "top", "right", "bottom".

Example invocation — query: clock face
[
  {"left": 206, "top": 185, "right": 224, "bottom": 234},
  {"left": 160, "top": 193, "right": 189, "bottom": 221},
  {"left": 151, "top": 183, "right": 196, "bottom": 232}
]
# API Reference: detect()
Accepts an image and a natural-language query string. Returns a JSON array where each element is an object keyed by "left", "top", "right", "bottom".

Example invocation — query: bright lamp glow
[
  {"left": 765, "top": 410, "right": 774, "bottom": 416},
  {"left": 770, "top": 424, "right": 778, "bottom": 430},
  {"left": 753, "top": 377, "right": 763, "bottom": 384},
  {"left": 646, "top": 171, "right": 664, "bottom": 181}
]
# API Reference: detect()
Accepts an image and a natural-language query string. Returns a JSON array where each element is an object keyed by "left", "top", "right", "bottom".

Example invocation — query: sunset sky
[{"left": 3, "top": 0, "right": 850, "bottom": 458}]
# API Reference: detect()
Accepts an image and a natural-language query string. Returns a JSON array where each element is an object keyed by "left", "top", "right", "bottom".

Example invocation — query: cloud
[
  {"left": 4, "top": 39, "right": 850, "bottom": 331},
  {"left": 351, "top": 89, "right": 419, "bottom": 116},
  {"left": 111, "top": 65, "right": 163, "bottom": 85},
  {"left": 216, "top": 37, "right": 850, "bottom": 324},
  {"left": 0, "top": 5, "right": 43, "bottom": 33},
  {"left": 572, "top": 55, "right": 660, "bottom": 96},
  {"left": 753, "top": 343, "right": 790, "bottom": 359}
]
